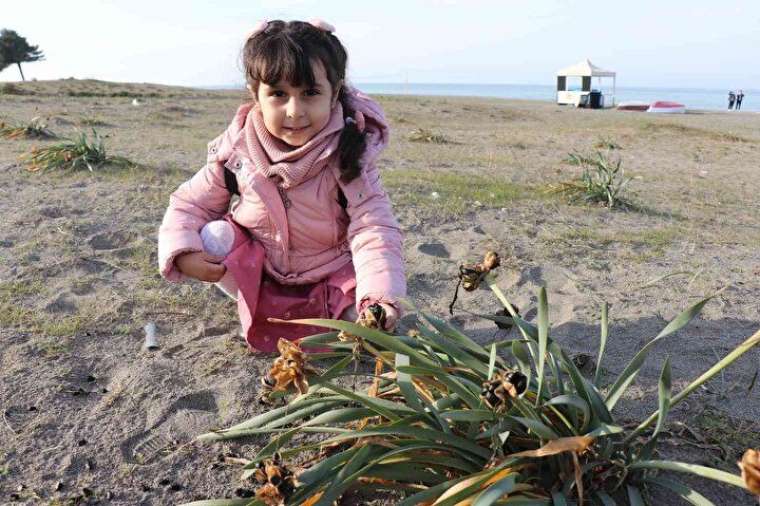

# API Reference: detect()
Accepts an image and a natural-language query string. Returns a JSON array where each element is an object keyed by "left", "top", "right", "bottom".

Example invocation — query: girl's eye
[
  {"left": 272, "top": 90, "right": 286, "bottom": 98},
  {"left": 305, "top": 89, "right": 320, "bottom": 97}
]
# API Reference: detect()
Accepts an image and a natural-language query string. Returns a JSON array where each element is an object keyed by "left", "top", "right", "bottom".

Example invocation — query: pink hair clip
[
  {"left": 308, "top": 18, "right": 335, "bottom": 33},
  {"left": 246, "top": 20, "right": 268, "bottom": 40}
]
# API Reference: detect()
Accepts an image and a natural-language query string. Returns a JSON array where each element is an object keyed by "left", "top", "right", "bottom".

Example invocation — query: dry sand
[{"left": 1, "top": 79, "right": 760, "bottom": 505}]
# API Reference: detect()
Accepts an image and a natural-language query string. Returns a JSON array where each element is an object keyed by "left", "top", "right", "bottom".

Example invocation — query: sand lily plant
[
  {"left": 185, "top": 252, "right": 759, "bottom": 506},
  {"left": 549, "top": 151, "right": 633, "bottom": 209},
  {"left": 20, "top": 128, "right": 135, "bottom": 172},
  {"left": 0, "top": 116, "right": 55, "bottom": 139}
]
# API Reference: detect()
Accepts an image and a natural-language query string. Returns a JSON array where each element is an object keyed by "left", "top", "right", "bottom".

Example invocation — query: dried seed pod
[
  {"left": 339, "top": 303, "right": 388, "bottom": 342},
  {"left": 480, "top": 369, "right": 528, "bottom": 411},
  {"left": 460, "top": 265, "right": 483, "bottom": 292},
  {"left": 253, "top": 455, "right": 296, "bottom": 506},
  {"left": 255, "top": 483, "right": 285, "bottom": 506},
  {"left": 363, "top": 303, "right": 387, "bottom": 329},
  {"left": 450, "top": 251, "right": 502, "bottom": 314},
  {"left": 483, "top": 251, "right": 501, "bottom": 271},
  {"left": 258, "top": 340, "right": 313, "bottom": 404},
  {"left": 571, "top": 353, "right": 596, "bottom": 375},
  {"left": 739, "top": 448, "right": 760, "bottom": 495}
]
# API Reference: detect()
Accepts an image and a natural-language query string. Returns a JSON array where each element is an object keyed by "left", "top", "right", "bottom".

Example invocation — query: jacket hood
[{"left": 342, "top": 85, "right": 389, "bottom": 165}]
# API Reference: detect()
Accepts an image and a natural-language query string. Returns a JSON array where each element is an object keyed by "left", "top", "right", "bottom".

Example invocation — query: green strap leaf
[
  {"left": 298, "top": 331, "right": 340, "bottom": 345},
  {"left": 487, "top": 280, "right": 539, "bottom": 342},
  {"left": 595, "top": 490, "right": 618, "bottom": 505},
  {"left": 296, "top": 446, "right": 360, "bottom": 486},
  {"left": 293, "top": 443, "right": 478, "bottom": 504},
  {"left": 626, "top": 485, "right": 646, "bottom": 506},
  {"left": 551, "top": 491, "right": 569, "bottom": 506},
  {"left": 178, "top": 500, "right": 262, "bottom": 506},
  {"left": 320, "top": 383, "right": 412, "bottom": 421},
  {"left": 497, "top": 499, "right": 550, "bottom": 505},
  {"left": 442, "top": 409, "right": 497, "bottom": 423},
  {"left": 314, "top": 445, "right": 376, "bottom": 506},
  {"left": 644, "top": 477, "right": 715, "bottom": 506},
  {"left": 629, "top": 460, "right": 745, "bottom": 489},
  {"left": 396, "top": 365, "right": 482, "bottom": 409},
  {"left": 421, "top": 311, "right": 491, "bottom": 359},
  {"left": 280, "top": 318, "right": 437, "bottom": 367},
  {"left": 196, "top": 396, "right": 344, "bottom": 440},
  {"left": 512, "top": 340, "right": 533, "bottom": 388},
  {"left": 241, "top": 427, "right": 303, "bottom": 470},
  {"left": 536, "top": 287, "right": 549, "bottom": 406},
  {"left": 630, "top": 327, "right": 760, "bottom": 439},
  {"left": 317, "top": 425, "right": 492, "bottom": 459},
  {"left": 594, "top": 302, "right": 609, "bottom": 386},
  {"left": 472, "top": 473, "right": 518, "bottom": 506},
  {"left": 488, "top": 343, "right": 497, "bottom": 380},
  {"left": 654, "top": 357, "right": 672, "bottom": 438},
  {"left": 605, "top": 293, "right": 716, "bottom": 410},
  {"left": 301, "top": 407, "right": 376, "bottom": 427},
  {"left": 434, "top": 473, "right": 496, "bottom": 506},
  {"left": 418, "top": 325, "right": 490, "bottom": 376},
  {"left": 364, "top": 463, "right": 446, "bottom": 485},
  {"left": 510, "top": 416, "right": 559, "bottom": 440},
  {"left": 261, "top": 401, "right": 348, "bottom": 429},
  {"left": 397, "top": 476, "right": 473, "bottom": 506},
  {"left": 545, "top": 394, "right": 591, "bottom": 433},
  {"left": 556, "top": 346, "right": 613, "bottom": 424},
  {"left": 584, "top": 423, "right": 623, "bottom": 437},
  {"left": 397, "top": 366, "right": 480, "bottom": 409},
  {"left": 316, "top": 354, "right": 355, "bottom": 383},
  {"left": 396, "top": 353, "right": 425, "bottom": 414}
]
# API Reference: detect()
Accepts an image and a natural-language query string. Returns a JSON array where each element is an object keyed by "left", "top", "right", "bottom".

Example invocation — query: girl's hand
[{"left": 175, "top": 251, "right": 227, "bottom": 282}]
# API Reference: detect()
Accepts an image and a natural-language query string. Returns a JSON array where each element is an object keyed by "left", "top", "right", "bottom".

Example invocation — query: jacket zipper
[{"left": 277, "top": 186, "right": 291, "bottom": 209}]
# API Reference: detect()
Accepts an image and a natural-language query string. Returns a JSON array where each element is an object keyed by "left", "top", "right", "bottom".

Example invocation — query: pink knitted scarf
[{"left": 243, "top": 102, "right": 345, "bottom": 189}]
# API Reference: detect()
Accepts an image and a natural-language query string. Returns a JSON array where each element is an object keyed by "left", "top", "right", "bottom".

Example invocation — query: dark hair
[{"left": 243, "top": 20, "right": 366, "bottom": 182}]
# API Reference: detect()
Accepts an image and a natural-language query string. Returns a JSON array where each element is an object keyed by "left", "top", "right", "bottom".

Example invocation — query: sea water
[{"left": 355, "top": 83, "right": 759, "bottom": 112}]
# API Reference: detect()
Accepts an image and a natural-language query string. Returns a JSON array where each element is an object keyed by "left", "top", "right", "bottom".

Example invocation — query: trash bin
[{"left": 589, "top": 91, "right": 603, "bottom": 109}]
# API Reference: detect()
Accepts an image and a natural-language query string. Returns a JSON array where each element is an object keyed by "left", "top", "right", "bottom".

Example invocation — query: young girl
[{"left": 157, "top": 19, "right": 405, "bottom": 353}]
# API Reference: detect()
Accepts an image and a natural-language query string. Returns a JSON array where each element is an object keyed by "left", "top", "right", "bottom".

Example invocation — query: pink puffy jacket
[{"left": 157, "top": 89, "right": 406, "bottom": 314}]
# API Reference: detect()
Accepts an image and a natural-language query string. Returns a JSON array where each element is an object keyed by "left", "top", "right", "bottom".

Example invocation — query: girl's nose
[{"left": 286, "top": 98, "right": 305, "bottom": 118}]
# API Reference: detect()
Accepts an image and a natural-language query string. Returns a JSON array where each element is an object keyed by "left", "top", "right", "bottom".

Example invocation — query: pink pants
[{"left": 216, "top": 215, "right": 357, "bottom": 353}]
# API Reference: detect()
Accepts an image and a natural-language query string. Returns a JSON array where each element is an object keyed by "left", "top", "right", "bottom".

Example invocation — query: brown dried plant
[{"left": 449, "top": 250, "right": 500, "bottom": 314}]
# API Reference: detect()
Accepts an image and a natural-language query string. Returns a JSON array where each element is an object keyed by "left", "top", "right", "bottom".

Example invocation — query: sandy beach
[{"left": 1, "top": 79, "right": 760, "bottom": 505}]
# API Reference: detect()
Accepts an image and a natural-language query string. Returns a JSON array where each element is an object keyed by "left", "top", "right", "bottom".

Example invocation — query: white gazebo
[{"left": 556, "top": 59, "right": 616, "bottom": 108}]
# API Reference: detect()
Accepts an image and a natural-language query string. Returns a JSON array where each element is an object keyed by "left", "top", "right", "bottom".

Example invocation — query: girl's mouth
[{"left": 284, "top": 125, "right": 309, "bottom": 133}]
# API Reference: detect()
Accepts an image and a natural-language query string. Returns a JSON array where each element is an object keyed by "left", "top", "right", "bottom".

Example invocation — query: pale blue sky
[{"left": 2, "top": 0, "right": 759, "bottom": 89}]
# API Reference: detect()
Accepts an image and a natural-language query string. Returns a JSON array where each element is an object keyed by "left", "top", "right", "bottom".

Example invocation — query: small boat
[
  {"left": 647, "top": 101, "right": 686, "bottom": 114},
  {"left": 617, "top": 101, "right": 649, "bottom": 111}
]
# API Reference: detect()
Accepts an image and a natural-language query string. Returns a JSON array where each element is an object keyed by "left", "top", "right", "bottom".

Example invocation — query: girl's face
[{"left": 254, "top": 61, "right": 340, "bottom": 148}]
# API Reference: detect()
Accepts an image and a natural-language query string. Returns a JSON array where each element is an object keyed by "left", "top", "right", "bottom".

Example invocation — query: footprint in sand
[
  {"left": 119, "top": 391, "right": 218, "bottom": 465},
  {"left": 38, "top": 206, "right": 64, "bottom": 219},
  {"left": 417, "top": 242, "right": 450, "bottom": 258},
  {"left": 516, "top": 265, "right": 582, "bottom": 325},
  {"left": 44, "top": 292, "right": 78, "bottom": 314},
  {"left": 87, "top": 230, "right": 130, "bottom": 250}
]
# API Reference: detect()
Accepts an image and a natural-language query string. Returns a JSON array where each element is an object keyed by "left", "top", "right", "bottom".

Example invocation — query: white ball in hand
[{"left": 200, "top": 220, "right": 235, "bottom": 257}]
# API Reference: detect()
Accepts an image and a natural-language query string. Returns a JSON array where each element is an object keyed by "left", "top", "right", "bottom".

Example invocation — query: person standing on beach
[
  {"left": 736, "top": 90, "right": 745, "bottom": 110},
  {"left": 158, "top": 20, "right": 406, "bottom": 352},
  {"left": 728, "top": 90, "right": 736, "bottom": 110}
]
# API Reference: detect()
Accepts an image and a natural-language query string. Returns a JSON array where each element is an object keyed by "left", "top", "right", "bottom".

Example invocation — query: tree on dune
[{"left": 0, "top": 29, "right": 44, "bottom": 81}]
